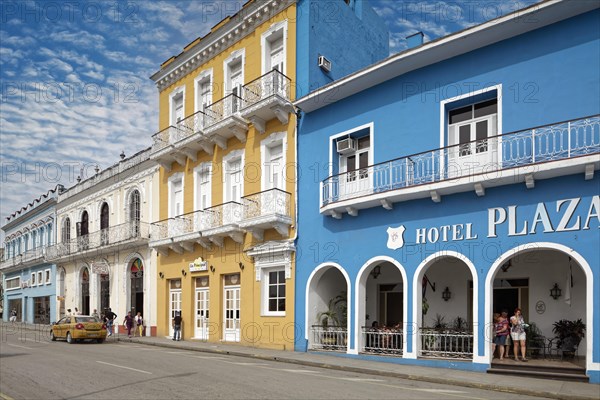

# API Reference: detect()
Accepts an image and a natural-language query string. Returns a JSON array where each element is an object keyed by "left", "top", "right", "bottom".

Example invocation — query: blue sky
[{"left": 0, "top": 0, "right": 539, "bottom": 242}]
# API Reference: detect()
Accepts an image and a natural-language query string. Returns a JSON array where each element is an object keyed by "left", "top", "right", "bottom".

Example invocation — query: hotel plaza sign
[{"left": 387, "top": 196, "right": 599, "bottom": 249}]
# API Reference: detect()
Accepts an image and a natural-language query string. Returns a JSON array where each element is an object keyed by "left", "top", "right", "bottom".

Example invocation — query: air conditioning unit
[
  {"left": 318, "top": 55, "right": 332, "bottom": 73},
  {"left": 336, "top": 138, "right": 357, "bottom": 154}
]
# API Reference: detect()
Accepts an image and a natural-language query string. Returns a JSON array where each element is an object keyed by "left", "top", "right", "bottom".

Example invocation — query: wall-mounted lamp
[
  {"left": 550, "top": 283, "right": 562, "bottom": 300},
  {"left": 442, "top": 286, "right": 452, "bottom": 301},
  {"left": 501, "top": 260, "right": 512, "bottom": 273},
  {"left": 209, "top": 265, "right": 215, "bottom": 273},
  {"left": 370, "top": 265, "right": 381, "bottom": 279},
  {"left": 181, "top": 269, "right": 187, "bottom": 277},
  {"left": 159, "top": 272, "right": 164, "bottom": 279},
  {"left": 238, "top": 262, "right": 244, "bottom": 271}
]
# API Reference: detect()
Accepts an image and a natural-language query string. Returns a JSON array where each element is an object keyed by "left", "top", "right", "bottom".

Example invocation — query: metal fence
[
  {"left": 322, "top": 115, "right": 600, "bottom": 206},
  {"left": 419, "top": 328, "right": 473, "bottom": 359},
  {"left": 242, "top": 70, "right": 291, "bottom": 107},
  {"left": 310, "top": 325, "right": 348, "bottom": 352},
  {"left": 204, "top": 94, "right": 243, "bottom": 129},
  {"left": 361, "top": 327, "right": 403, "bottom": 355},
  {"left": 242, "top": 188, "right": 291, "bottom": 220}
]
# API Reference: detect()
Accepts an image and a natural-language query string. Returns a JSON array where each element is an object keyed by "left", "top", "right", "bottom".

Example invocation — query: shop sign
[{"left": 189, "top": 257, "right": 208, "bottom": 272}]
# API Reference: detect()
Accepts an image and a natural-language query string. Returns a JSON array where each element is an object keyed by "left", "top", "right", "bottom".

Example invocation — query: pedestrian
[
  {"left": 91, "top": 309, "right": 99, "bottom": 319},
  {"left": 123, "top": 311, "right": 134, "bottom": 338},
  {"left": 135, "top": 312, "right": 144, "bottom": 337},
  {"left": 67, "top": 308, "right": 72, "bottom": 316},
  {"left": 105, "top": 308, "right": 117, "bottom": 336},
  {"left": 510, "top": 308, "right": 528, "bottom": 361},
  {"left": 74, "top": 307, "right": 81, "bottom": 315},
  {"left": 494, "top": 311, "right": 510, "bottom": 360},
  {"left": 9, "top": 308, "right": 17, "bottom": 323},
  {"left": 172, "top": 311, "right": 182, "bottom": 341}
]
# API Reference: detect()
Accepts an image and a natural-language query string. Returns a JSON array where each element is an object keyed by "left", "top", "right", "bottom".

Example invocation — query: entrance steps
[{"left": 487, "top": 361, "right": 588, "bottom": 382}]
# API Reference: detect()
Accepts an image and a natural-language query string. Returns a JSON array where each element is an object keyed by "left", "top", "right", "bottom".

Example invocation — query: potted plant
[
  {"left": 525, "top": 322, "right": 545, "bottom": 358},
  {"left": 552, "top": 319, "right": 586, "bottom": 348},
  {"left": 316, "top": 292, "right": 347, "bottom": 348}
]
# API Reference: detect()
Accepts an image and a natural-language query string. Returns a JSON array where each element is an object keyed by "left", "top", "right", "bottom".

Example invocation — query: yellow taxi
[{"left": 51, "top": 315, "right": 107, "bottom": 344}]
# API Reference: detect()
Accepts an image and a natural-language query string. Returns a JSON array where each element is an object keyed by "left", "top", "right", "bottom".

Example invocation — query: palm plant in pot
[{"left": 552, "top": 319, "right": 586, "bottom": 348}]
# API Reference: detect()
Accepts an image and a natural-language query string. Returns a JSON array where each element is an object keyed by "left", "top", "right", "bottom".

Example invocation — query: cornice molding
[{"left": 152, "top": 0, "right": 294, "bottom": 92}]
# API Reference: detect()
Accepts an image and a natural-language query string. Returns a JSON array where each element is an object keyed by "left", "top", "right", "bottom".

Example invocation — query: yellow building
[{"left": 149, "top": 0, "right": 297, "bottom": 349}]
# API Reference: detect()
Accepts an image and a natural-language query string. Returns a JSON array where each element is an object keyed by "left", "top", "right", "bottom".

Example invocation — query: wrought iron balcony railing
[
  {"left": 46, "top": 221, "right": 149, "bottom": 260},
  {"left": 203, "top": 94, "right": 243, "bottom": 129},
  {"left": 150, "top": 126, "right": 188, "bottom": 154},
  {"left": 322, "top": 115, "right": 600, "bottom": 206},
  {"left": 0, "top": 247, "right": 46, "bottom": 270},
  {"left": 202, "top": 202, "right": 243, "bottom": 230},
  {"left": 149, "top": 210, "right": 207, "bottom": 243},
  {"left": 419, "top": 328, "right": 473, "bottom": 359},
  {"left": 361, "top": 326, "right": 403, "bottom": 355},
  {"left": 178, "top": 110, "right": 206, "bottom": 137},
  {"left": 242, "top": 188, "right": 291, "bottom": 220},
  {"left": 242, "top": 70, "right": 291, "bottom": 108},
  {"left": 310, "top": 325, "right": 348, "bottom": 352}
]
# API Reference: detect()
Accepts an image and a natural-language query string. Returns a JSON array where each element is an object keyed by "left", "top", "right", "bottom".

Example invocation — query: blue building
[
  {"left": 295, "top": 1, "right": 600, "bottom": 383},
  {"left": 2, "top": 186, "right": 63, "bottom": 324}
]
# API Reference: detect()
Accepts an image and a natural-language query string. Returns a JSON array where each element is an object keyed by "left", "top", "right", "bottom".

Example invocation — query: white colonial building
[{"left": 46, "top": 149, "right": 159, "bottom": 335}]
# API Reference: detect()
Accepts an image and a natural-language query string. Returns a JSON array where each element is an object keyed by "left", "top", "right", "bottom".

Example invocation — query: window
[
  {"left": 223, "top": 151, "right": 244, "bottom": 203},
  {"left": 170, "top": 86, "right": 185, "bottom": 126},
  {"left": 261, "top": 21, "right": 287, "bottom": 75},
  {"left": 37, "top": 271, "right": 43, "bottom": 286},
  {"left": 194, "top": 163, "right": 212, "bottom": 211},
  {"left": 62, "top": 217, "right": 71, "bottom": 243},
  {"left": 263, "top": 268, "right": 286, "bottom": 315},
  {"left": 224, "top": 50, "right": 244, "bottom": 115},
  {"left": 130, "top": 190, "right": 141, "bottom": 222},
  {"left": 47, "top": 223, "right": 52, "bottom": 246},
  {"left": 45, "top": 269, "right": 51, "bottom": 285},
  {"left": 5, "top": 277, "right": 20, "bottom": 290},
  {"left": 341, "top": 136, "right": 370, "bottom": 182},
  {"left": 195, "top": 70, "right": 213, "bottom": 113},
  {"left": 261, "top": 132, "right": 287, "bottom": 191},
  {"left": 168, "top": 174, "right": 184, "bottom": 218},
  {"left": 31, "top": 272, "right": 36, "bottom": 286}
]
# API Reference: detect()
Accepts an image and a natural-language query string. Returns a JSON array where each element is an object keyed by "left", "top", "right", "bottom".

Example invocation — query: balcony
[
  {"left": 0, "top": 247, "right": 46, "bottom": 271},
  {"left": 241, "top": 70, "right": 294, "bottom": 133},
  {"left": 149, "top": 210, "right": 211, "bottom": 255},
  {"left": 200, "top": 202, "right": 244, "bottom": 246},
  {"left": 203, "top": 94, "right": 248, "bottom": 147},
  {"left": 46, "top": 221, "right": 150, "bottom": 262},
  {"left": 238, "top": 189, "right": 292, "bottom": 240},
  {"left": 150, "top": 125, "right": 190, "bottom": 170},
  {"left": 321, "top": 115, "right": 600, "bottom": 217}
]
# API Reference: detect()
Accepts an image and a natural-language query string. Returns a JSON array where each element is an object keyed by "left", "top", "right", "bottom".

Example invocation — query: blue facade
[
  {"left": 296, "top": 0, "right": 389, "bottom": 97},
  {"left": 2, "top": 186, "right": 60, "bottom": 324},
  {"left": 295, "top": 5, "right": 600, "bottom": 383}
]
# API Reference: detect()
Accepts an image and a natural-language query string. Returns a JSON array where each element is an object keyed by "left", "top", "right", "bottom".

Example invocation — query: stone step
[{"left": 487, "top": 366, "right": 589, "bottom": 383}]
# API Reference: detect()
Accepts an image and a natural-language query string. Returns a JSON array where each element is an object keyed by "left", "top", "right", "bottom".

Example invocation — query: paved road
[{"left": 0, "top": 333, "right": 551, "bottom": 400}]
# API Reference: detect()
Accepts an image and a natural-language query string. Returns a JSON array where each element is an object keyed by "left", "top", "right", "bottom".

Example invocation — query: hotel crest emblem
[{"left": 386, "top": 225, "right": 406, "bottom": 250}]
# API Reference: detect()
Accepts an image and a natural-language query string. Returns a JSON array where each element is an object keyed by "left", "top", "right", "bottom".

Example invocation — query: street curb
[{"left": 118, "top": 338, "right": 596, "bottom": 400}]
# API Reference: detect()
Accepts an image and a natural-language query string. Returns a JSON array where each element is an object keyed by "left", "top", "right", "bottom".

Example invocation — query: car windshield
[{"left": 75, "top": 317, "right": 100, "bottom": 323}]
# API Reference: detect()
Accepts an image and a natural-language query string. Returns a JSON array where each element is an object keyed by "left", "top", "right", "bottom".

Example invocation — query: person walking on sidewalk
[
  {"left": 172, "top": 311, "right": 182, "bottom": 341},
  {"left": 123, "top": 311, "right": 134, "bottom": 338},
  {"left": 105, "top": 308, "right": 117, "bottom": 336}
]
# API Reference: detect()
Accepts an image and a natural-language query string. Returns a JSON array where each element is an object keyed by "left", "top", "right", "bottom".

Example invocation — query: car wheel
[
  {"left": 66, "top": 332, "right": 74, "bottom": 344},
  {"left": 97, "top": 339, "right": 105, "bottom": 344},
  {"left": 50, "top": 331, "right": 57, "bottom": 341}
]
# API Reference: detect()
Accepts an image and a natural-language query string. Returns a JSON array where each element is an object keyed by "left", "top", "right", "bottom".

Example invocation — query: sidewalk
[{"left": 116, "top": 335, "right": 600, "bottom": 400}]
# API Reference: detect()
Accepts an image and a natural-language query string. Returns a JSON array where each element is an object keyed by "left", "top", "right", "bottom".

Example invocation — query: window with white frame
[
  {"left": 195, "top": 70, "right": 213, "bottom": 113},
  {"left": 62, "top": 217, "right": 71, "bottom": 243},
  {"left": 223, "top": 152, "right": 244, "bottom": 203},
  {"left": 194, "top": 163, "right": 212, "bottom": 211},
  {"left": 45, "top": 269, "right": 51, "bottom": 285},
  {"left": 170, "top": 87, "right": 185, "bottom": 126},
  {"left": 37, "top": 271, "right": 43, "bottom": 286},
  {"left": 261, "top": 132, "right": 286, "bottom": 191},
  {"left": 169, "top": 174, "right": 184, "bottom": 218},
  {"left": 224, "top": 50, "right": 244, "bottom": 115},
  {"left": 31, "top": 272, "right": 36, "bottom": 286},
  {"left": 261, "top": 21, "right": 287, "bottom": 75},
  {"left": 47, "top": 223, "right": 52, "bottom": 245},
  {"left": 5, "top": 277, "right": 20, "bottom": 290},
  {"left": 262, "top": 267, "right": 286, "bottom": 316},
  {"left": 447, "top": 96, "right": 498, "bottom": 175}
]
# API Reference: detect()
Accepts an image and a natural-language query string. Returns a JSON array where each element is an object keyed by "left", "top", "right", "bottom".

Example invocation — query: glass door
[
  {"left": 223, "top": 281, "right": 240, "bottom": 342},
  {"left": 195, "top": 288, "right": 210, "bottom": 340},
  {"left": 169, "top": 284, "right": 182, "bottom": 338}
]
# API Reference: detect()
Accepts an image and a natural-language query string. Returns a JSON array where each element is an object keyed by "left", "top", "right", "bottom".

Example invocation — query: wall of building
[{"left": 295, "top": 0, "right": 389, "bottom": 97}]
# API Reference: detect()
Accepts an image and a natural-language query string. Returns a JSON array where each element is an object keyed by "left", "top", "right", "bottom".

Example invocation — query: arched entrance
[
  {"left": 306, "top": 264, "right": 350, "bottom": 352},
  {"left": 80, "top": 267, "right": 90, "bottom": 315},
  {"left": 356, "top": 257, "right": 407, "bottom": 356},
  {"left": 414, "top": 253, "right": 477, "bottom": 360},
  {"left": 130, "top": 258, "right": 144, "bottom": 317},
  {"left": 488, "top": 245, "right": 590, "bottom": 368}
]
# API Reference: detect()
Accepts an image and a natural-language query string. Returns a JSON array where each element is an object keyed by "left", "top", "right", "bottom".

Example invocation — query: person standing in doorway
[
  {"left": 123, "top": 311, "right": 134, "bottom": 338},
  {"left": 494, "top": 311, "right": 510, "bottom": 360},
  {"left": 91, "top": 309, "right": 99, "bottom": 319},
  {"left": 510, "top": 308, "right": 528, "bottom": 361},
  {"left": 105, "top": 308, "right": 117, "bottom": 336},
  {"left": 9, "top": 309, "right": 17, "bottom": 323},
  {"left": 172, "top": 311, "right": 182, "bottom": 341},
  {"left": 135, "top": 312, "right": 144, "bottom": 337}
]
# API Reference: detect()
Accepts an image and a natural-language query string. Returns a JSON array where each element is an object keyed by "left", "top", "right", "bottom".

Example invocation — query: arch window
[{"left": 62, "top": 218, "right": 71, "bottom": 243}]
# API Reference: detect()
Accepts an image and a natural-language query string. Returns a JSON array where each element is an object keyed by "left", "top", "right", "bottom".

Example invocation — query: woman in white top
[{"left": 510, "top": 307, "right": 528, "bottom": 361}]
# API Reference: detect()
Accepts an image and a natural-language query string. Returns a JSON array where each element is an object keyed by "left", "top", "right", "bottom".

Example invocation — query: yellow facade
[{"left": 153, "top": 2, "right": 297, "bottom": 350}]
